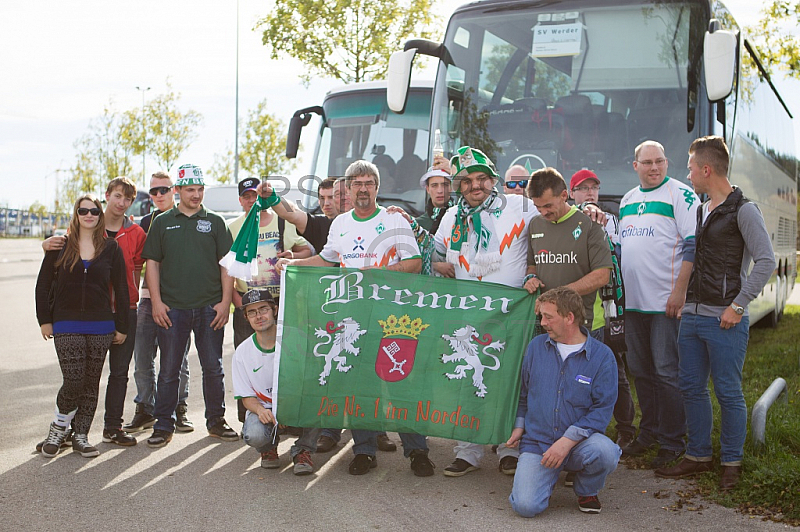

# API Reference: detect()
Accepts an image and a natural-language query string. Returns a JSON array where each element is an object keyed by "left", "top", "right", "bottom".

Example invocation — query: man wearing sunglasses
[
  {"left": 124, "top": 171, "right": 194, "bottom": 435},
  {"left": 503, "top": 165, "right": 529, "bottom": 196}
]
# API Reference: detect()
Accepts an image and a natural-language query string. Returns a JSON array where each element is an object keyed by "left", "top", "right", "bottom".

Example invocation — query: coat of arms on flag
[{"left": 376, "top": 315, "right": 429, "bottom": 382}]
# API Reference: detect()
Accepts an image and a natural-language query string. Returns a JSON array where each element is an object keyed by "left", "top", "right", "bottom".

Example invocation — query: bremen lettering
[{"left": 319, "top": 272, "right": 512, "bottom": 315}]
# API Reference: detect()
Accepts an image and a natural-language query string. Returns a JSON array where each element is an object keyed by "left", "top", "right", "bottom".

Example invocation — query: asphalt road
[{"left": 0, "top": 238, "right": 792, "bottom": 531}]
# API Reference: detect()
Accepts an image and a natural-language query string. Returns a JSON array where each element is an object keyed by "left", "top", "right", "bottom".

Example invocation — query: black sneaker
[
  {"left": 40, "top": 423, "right": 72, "bottom": 458},
  {"left": 123, "top": 404, "right": 155, "bottom": 433},
  {"left": 175, "top": 404, "right": 194, "bottom": 433},
  {"left": 499, "top": 456, "right": 517, "bottom": 475},
  {"left": 650, "top": 448, "right": 684, "bottom": 469},
  {"left": 37, "top": 426, "right": 73, "bottom": 454},
  {"left": 147, "top": 429, "right": 173, "bottom": 448},
  {"left": 578, "top": 495, "right": 602, "bottom": 514},
  {"left": 409, "top": 449, "right": 435, "bottom": 477},
  {"left": 564, "top": 471, "right": 577, "bottom": 487},
  {"left": 102, "top": 427, "right": 137, "bottom": 446},
  {"left": 72, "top": 434, "right": 100, "bottom": 457},
  {"left": 348, "top": 454, "right": 377, "bottom": 475},
  {"left": 443, "top": 458, "right": 478, "bottom": 477},
  {"left": 621, "top": 439, "right": 656, "bottom": 457},
  {"left": 207, "top": 419, "right": 238, "bottom": 441}
]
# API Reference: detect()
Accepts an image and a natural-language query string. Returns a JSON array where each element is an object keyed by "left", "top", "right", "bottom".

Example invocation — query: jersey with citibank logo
[
  {"left": 232, "top": 334, "right": 275, "bottom": 416},
  {"left": 619, "top": 176, "right": 699, "bottom": 313},
  {"left": 527, "top": 206, "right": 612, "bottom": 326},
  {"left": 320, "top": 207, "right": 420, "bottom": 268},
  {"left": 434, "top": 194, "right": 538, "bottom": 287}
]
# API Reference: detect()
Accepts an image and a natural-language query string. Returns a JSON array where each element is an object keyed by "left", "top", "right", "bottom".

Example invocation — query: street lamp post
[
  {"left": 234, "top": 0, "right": 240, "bottom": 182},
  {"left": 136, "top": 86, "right": 151, "bottom": 187}
]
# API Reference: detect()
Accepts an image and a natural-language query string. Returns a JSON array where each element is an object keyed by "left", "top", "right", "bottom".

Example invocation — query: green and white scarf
[
  {"left": 446, "top": 191, "right": 502, "bottom": 277},
  {"left": 219, "top": 191, "right": 280, "bottom": 281}
]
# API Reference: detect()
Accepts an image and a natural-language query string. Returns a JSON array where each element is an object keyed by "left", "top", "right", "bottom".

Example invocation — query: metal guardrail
[{"left": 751, "top": 377, "right": 788, "bottom": 448}]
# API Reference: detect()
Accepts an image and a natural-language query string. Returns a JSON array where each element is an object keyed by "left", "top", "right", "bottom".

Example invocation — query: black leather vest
[{"left": 686, "top": 187, "right": 749, "bottom": 307}]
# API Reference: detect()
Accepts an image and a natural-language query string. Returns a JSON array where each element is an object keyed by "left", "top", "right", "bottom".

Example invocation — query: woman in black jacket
[{"left": 35, "top": 194, "right": 129, "bottom": 458}]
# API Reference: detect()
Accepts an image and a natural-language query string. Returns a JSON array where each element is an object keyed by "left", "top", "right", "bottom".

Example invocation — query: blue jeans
[
  {"left": 678, "top": 313, "right": 749, "bottom": 464},
  {"left": 153, "top": 305, "right": 226, "bottom": 433},
  {"left": 625, "top": 312, "right": 686, "bottom": 452},
  {"left": 352, "top": 430, "right": 427, "bottom": 458},
  {"left": 133, "top": 298, "right": 190, "bottom": 414},
  {"left": 509, "top": 433, "right": 621, "bottom": 517},
  {"left": 241, "top": 415, "right": 320, "bottom": 457},
  {"left": 104, "top": 308, "right": 138, "bottom": 429}
]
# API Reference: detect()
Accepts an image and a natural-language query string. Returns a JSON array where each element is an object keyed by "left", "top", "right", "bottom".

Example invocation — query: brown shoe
[
  {"left": 654, "top": 457, "right": 712, "bottom": 479},
  {"left": 719, "top": 465, "right": 742, "bottom": 491}
]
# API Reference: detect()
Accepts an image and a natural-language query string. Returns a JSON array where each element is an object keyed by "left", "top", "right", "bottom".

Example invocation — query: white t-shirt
[
  {"left": 232, "top": 334, "right": 276, "bottom": 417},
  {"left": 557, "top": 341, "right": 586, "bottom": 362},
  {"left": 320, "top": 206, "right": 421, "bottom": 268},
  {"left": 434, "top": 194, "right": 538, "bottom": 288},
  {"left": 619, "top": 177, "right": 699, "bottom": 313}
]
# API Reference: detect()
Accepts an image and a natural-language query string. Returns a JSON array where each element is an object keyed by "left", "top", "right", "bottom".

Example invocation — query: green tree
[
  {"left": 123, "top": 81, "right": 204, "bottom": 175},
  {"left": 207, "top": 144, "right": 236, "bottom": 185},
  {"left": 747, "top": 1, "right": 800, "bottom": 79},
  {"left": 258, "top": 0, "right": 439, "bottom": 85},
  {"left": 207, "top": 99, "right": 296, "bottom": 183},
  {"left": 61, "top": 103, "right": 136, "bottom": 209}
]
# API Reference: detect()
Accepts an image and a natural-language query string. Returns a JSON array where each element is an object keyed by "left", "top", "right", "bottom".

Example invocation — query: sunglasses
[
  {"left": 506, "top": 180, "right": 528, "bottom": 189},
  {"left": 77, "top": 207, "right": 101, "bottom": 216},
  {"left": 149, "top": 186, "right": 173, "bottom": 196}
]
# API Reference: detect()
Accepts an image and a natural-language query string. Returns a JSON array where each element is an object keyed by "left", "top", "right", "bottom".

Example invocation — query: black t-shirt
[
  {"left": 106, "top": 229, "right": 118, "bottom": 239},
  {"left": 300, "top": 213, "right": 333, "bottom": 253}
]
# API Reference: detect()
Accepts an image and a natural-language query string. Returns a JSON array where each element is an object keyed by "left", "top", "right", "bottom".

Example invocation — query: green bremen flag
[{"left": 275, "top": 266, "right": 537, "bottom": 445}]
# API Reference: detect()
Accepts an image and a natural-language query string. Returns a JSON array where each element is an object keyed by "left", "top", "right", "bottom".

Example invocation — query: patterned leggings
[{"left": 53, "top": 333, "right": 113, "bottom": 434}]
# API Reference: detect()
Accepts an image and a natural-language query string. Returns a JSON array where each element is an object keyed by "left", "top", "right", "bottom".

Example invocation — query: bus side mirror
[
  {"left": 388, "top": 48, "right": 417, "bottom": 114},
  {"left": 285, "top": 106, "right": 322, "bottom": 159},
  {"left": 704, "top": 20, "right": 737, "bottom": 102}
]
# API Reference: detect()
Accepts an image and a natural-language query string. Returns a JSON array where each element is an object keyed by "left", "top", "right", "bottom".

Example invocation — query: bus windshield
[
  {"left": 309, "top": 87, "right": 431, "bottom": 213},
  {"left": 434, "top": 0, "right": 705, "bottom": 200}
]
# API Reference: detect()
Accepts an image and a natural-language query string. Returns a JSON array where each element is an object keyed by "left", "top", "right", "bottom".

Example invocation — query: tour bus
[
  {"left": 285, "top": 81, "right": 433, "bottom": 215},
  {"left": 386, "top": 0, "right": 797, "bottom": 326}
]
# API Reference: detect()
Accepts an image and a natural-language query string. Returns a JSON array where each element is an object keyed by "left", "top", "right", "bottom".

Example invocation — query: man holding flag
[
  {"left": 433, "top": 146, "right": 540, "bottom": 477},
  {"left": 275, "top": 160, "right": 435, "bottom": 477}
]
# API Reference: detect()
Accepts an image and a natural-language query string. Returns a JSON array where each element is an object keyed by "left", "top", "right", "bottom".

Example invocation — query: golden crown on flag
[{"left": 378, "top": 314, "right": 430, "bottom": 339}]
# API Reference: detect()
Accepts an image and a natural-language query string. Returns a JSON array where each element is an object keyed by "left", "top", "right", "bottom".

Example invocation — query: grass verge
[{"left": 618, "top": 305, "right": 800, "bottom": 524}]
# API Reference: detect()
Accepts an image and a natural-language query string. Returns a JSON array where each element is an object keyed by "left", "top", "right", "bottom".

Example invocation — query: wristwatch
[{"left": 730, "top": 302, "right": 745, "bottom": 315}]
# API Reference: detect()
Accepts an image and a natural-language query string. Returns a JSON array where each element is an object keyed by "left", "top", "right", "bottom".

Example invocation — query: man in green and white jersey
[
  {"left": 617, "top": 140, "right": 699, "bottom": 469},
  {"left": 233, "top": 289, "right": 320, "bottom": 475}
]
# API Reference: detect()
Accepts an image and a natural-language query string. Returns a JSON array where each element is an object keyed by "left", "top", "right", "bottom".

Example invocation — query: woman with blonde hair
[{"left": 35, "top": 194, "right": 129, "bottom": 458}]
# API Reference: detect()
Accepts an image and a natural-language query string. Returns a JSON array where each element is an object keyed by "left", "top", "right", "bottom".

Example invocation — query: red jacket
[{"left": 113, "top": 217, "right": 146, "bottom": 309}]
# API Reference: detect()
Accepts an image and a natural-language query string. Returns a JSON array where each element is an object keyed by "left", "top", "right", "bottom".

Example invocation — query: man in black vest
[{"left": 655, "top": 136, "right": 774, "bottom": 490}]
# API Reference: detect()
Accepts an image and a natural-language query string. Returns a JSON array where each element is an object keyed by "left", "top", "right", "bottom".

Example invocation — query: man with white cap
[
  {"left": 142, "top": 164, "right": 237, "bottom": 448},
  {"left": 415, "top": 168, "right": 453, "bottom": 234},
  {"left": 433, "top": 146, "right": 540, "bottom": 476}
]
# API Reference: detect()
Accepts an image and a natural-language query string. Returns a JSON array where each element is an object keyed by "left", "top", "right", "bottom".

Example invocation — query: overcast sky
[{"left": 0, "top": 0, "right": 781, "bottom": 210}]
